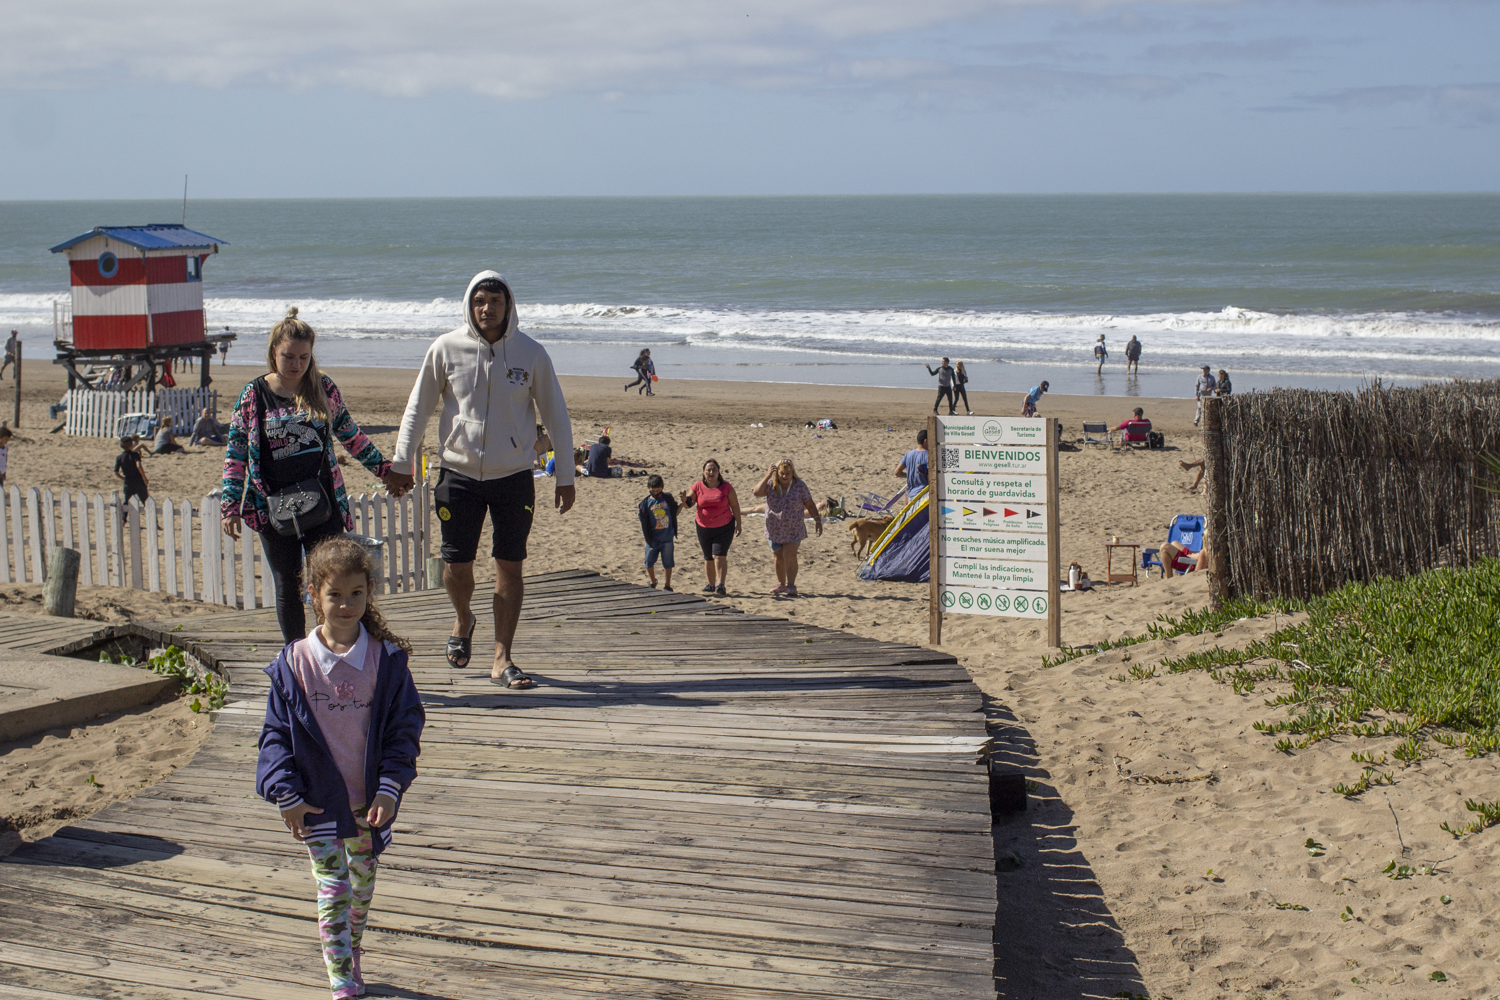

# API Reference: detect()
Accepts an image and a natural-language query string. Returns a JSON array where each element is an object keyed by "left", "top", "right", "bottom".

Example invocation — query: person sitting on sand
[
  {"left": 153, "top": 415, "right": 187, "bottom": 455},
  {"left": 1116, "top": 407, "right": 1151, "bottom": 445},
  {"left": 191, "top": 408, "right": 226, "bottom": 446},
  {"left": 585, "top": 435, "right": 612, "bottom": 478},
  {"left": 1180, "top": 459, "right": 1205, "bottom": 492}
]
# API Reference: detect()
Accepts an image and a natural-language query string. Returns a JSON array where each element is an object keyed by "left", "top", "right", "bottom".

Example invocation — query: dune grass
[{"left": 1060, "top": 560, "right": 1500, "bottom": 833}]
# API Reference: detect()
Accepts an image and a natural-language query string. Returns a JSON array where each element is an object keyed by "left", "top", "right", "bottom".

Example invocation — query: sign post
[{"left": 929, "top": 414, "right": 1061, "bottom": 647}]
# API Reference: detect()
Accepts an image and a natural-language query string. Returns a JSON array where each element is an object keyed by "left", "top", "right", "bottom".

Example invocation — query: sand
[{"left": 3, "top": 360, "right": 1492, "bottom": 996}]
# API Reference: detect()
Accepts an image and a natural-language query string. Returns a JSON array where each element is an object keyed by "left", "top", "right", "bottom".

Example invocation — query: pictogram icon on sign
[
  {"left": 977, "top": 593, "right": 992, "bottom": 610},
  {"left": 958, "top": 592, "right": 974, "bottom": 609},
  {"left": 1014, "top": 596, "right": 1030, "bottom": 613},
  {"left": 1034, "top": 597, "right": 1048, "bottom": 614},
  {"left": 941, "top": 591, "right": 955, "bottom": 608},
  {"left": 995, "top": 595, "right": 1010, "bottom": 611}
]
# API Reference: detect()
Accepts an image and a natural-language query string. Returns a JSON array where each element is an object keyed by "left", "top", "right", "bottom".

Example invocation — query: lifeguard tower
[{"left": 49, "top": 224, "right": 237, "bottom": 437}]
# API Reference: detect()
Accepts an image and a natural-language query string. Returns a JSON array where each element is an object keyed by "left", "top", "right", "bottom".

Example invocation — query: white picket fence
[
  {"left": 0, "top": 482, "right": 430, "bottom": 608},
  {"left": 65, "top": 388, "right": 220, "bottom": 439}
]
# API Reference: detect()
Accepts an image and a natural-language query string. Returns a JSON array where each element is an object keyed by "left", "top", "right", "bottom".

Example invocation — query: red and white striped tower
[{"left": 49, "top": 225, "right": 227, "bottom": 351}]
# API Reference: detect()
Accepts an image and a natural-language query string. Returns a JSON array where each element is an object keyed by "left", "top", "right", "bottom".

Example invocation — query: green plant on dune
[
  {"left": 1043, "top": 594, "right": 1294, "bottom": 669},
  {"left": 1094, "top": 559, "right": 1500, "bottom": 833},
  {"left": 102, "top": 645, "right": 227, "bottom": 713}
]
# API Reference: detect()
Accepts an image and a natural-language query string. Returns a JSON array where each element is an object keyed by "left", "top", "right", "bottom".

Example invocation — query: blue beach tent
[{"left": 857, "top": 487, "right": 930, "bottom": 583}]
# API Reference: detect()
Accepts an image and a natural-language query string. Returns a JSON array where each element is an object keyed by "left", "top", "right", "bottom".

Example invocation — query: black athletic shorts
[
  {"left": 696, "top": 522, "right": 735, "bottom": 560},
  {"left": 435, "top": 468, "right": 535, "bottom": 564}
]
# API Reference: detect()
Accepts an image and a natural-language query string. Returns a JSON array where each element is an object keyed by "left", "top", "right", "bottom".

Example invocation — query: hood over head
[{"left": 463, "top": 270, "right": 519, "bottom": 341}]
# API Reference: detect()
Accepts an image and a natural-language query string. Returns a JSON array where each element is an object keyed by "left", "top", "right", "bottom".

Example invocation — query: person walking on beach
[
  {"left": 1125, "top": 336, "right": 1142, "bottom": 374},
  {"left": 1094, "top": 335, "right": 1108, "bottom": 375},
  {"left": 386, "top": 271, "right": 575, "bottom": 689},
  {"left": 1193, "top": 365, "right": 1218, "bottom": 426},
  {"left": 893, "top": 429, "right": 929, "bottom": 498},
  {"left": 256, "top": 537, "right": 425, "bottom": 1000},
  {"left": 1022, "top": 381, "right": 1048, "bottom": 418},
  {"left": 114, "top": 434, "right": 149, "bottom": 513},
  {"left": 754, "top": 459, "right": 822, "bottom": 596},
  {"left": 221, "top": 308, "right": 401, "bottom": 646},
  {"left": 927, "top": 357, "right": 957, "bottom": 415},
  {"left": 625, "top": 349, "right": 655, "bottom": 396},
  {"left": 1216, "top": 369, "right": 1233, "bottom": 397},
  {"left": 954, "top": 362, "right": 973, "bottom": 415},
  {"left": 678, "top": 458, "right": 741, "bottom": 596},
  {"left": 0, "top": 331, "right": 18, "bottom": 380},
  {"left": 637, "top": 474, "right": 678, "bottom": 591}
]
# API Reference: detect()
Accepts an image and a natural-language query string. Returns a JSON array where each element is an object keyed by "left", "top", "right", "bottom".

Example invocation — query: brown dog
[{"left": 848, "top": 517, "right": 892, "bottom": 559}]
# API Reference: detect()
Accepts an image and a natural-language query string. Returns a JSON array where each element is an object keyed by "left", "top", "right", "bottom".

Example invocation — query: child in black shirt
[{"left": 114, "top": 435, "right": 149, "bottom": 508}]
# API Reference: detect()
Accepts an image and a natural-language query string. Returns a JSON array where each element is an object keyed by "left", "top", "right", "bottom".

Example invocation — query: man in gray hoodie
[{"left": 388, "top": 271, "right": 574, "bottom": 688}]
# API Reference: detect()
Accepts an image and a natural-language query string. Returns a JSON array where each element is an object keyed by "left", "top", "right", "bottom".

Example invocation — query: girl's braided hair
[{"left": 305, "top": 537, "right": 412, "bottom": 653}]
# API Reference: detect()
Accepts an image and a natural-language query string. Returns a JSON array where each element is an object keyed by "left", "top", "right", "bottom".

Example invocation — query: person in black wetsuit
[{"left": 927, "top": 357, "right": 957, "bottom": 415}]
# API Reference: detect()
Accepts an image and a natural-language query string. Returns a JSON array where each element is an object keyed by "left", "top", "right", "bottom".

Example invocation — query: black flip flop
[
  {"left": 492, "top": 666, "right": 535, "bottom": 690},
  {"left": 446, "top": 618, "right": 477, "bottom": 669}
]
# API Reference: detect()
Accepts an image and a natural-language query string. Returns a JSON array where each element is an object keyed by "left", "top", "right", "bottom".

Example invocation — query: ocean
[{"left": 2, "top": 195, "right": 1497, "bottom": 397}]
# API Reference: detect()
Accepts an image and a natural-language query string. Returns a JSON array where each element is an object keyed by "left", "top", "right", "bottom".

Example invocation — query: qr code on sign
[{"left": 941, "top": 447, "right": 961, "bottom": 470}]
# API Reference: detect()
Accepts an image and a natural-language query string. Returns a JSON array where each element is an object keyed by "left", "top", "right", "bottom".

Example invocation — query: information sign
[{"left": 929, "top": 414, "right": 1060, "bottom": 647}]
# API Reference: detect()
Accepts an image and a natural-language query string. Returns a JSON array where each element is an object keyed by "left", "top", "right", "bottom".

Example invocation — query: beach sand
[{"left": 3, "top": 361, "right": 1494, "bottom": 995}]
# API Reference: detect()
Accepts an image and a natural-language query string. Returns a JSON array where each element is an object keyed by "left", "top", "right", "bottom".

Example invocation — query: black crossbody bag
[{"left": 255, "top": 378, "right": 333, "bottom": 538}]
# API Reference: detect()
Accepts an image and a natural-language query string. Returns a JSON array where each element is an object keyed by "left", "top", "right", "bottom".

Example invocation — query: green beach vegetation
[{"left": 1048, "top": 559, "right": 1500, "bottom": 836}]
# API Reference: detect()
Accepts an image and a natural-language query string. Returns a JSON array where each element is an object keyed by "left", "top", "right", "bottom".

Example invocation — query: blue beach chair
[{"left": 1142, "top": 514, "right": 1206, "bottom": 578}]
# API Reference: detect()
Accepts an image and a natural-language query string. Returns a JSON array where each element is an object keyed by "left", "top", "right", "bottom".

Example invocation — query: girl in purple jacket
[{"left": 256, "top": 538, "right": 425, "bottom": 999}]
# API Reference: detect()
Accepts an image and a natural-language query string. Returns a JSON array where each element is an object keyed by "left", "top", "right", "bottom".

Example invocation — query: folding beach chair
[
  {"left": 856, "top": 490, "right": 903, "bottom": 516},
  {"left": 1120, "top": 420, "right": 1151, "bottom": 448},
  {"left": 1082, "top": 422, "right": 1111, "bottom": 449},
  {"left": 1142, "top": 514, "right": 1206, "bottom": 578}
]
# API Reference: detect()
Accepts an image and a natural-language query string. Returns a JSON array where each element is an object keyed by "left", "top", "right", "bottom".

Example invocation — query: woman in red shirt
[{"left": 678, "top": 458, "right": 743, "bottom": 596}]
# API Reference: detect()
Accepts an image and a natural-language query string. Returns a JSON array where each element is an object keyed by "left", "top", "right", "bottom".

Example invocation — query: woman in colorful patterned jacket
[{"left": 222, "top": 308, "right": 405, "bottom": 644}]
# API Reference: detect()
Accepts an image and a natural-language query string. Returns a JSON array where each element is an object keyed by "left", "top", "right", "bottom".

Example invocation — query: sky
[{"left": 1, "top": 0, "right": 1496, "bottom": 197}]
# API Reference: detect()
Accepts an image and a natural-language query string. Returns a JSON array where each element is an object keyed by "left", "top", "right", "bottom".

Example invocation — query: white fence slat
[
  {"left": 145, "top": 498, "right": 160, "bottom": 593},
  {"left": 0, "top": 489, "right": 9, "bottom": 585},
  {"left": 398, "top": 495, "right": 411, "bottom": 592},
  {"left": 109, "top": 494, "right": 124, "bottom": 587},
  {"left": 181, "top": 502, "right": 196, "bottom": 601},
  {"left": 9, "top": 487, "right": 23, "bottom": 583},
  {"left": 26, "top": 489, "right": 43, "bottom": 583},
  {"left": 222, "top": 523, "right": 237, "bottom": 609},
  {"left": 41, "top": 488, "right": 56, "bottom": 558},
  {"left": 92, "top": 494, "right": 107, "bottom": 586},
  {"left": 259, "top": 534, "right": 275, "bottom": 610},
  {"left": 240, "top": 529, "right": 255, "bottom": 608},
  {"left": 163, "top": 500, "right": 177, "bottom": 596},
  {"left": 419, "top": 481, "right": 430, "bottom": 589},
  {"left": 200, "top": 499, "right": 219, "bottom": 604},
  {"left": 127, "top": 499, "right": 143, "bottom": 590},
  {"left": 61, "top": 490, "right": 74, "bottom": 552},
  {"left": 74, "top": 492, "right": 91, "bottom": 586}
]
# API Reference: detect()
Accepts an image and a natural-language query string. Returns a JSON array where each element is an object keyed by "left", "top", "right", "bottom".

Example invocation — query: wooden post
[
  {"left": 200, "top": 348, "right": 212, "bottom": 389},
  {"left": 426, "top": 556, "right": 445, "bottom": 591},
  {"left": 43, "top": 547, "right": 80, "bottom": 617},
  {"left": 13, "top": 340, "right": 20, "bottom": 428},
  {"left": 927, "top": 413, "right": 941, "bottom": 646},
  {"left": 1046, "top": 416, "right": 1061, "bottom": 649},
  {"left": 1202, "top": 396, "right": 1231, "bottom": 604}
]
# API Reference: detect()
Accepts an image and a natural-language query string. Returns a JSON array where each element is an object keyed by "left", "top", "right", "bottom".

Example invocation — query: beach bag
[
  {"left": 1147, "top": 431, "right": 1165, "bottom": 450},
  {"left": 254, "top": 379, "right": 333, "bottom": 538}
]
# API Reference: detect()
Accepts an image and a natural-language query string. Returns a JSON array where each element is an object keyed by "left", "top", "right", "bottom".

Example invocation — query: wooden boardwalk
[{"left": 0, "top": 571, "right": 996, "bottom": 999}]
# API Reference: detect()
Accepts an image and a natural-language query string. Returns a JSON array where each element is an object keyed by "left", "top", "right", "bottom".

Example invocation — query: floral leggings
[{"left": 306, "top": 827, "right": 378, "bottom": 996}]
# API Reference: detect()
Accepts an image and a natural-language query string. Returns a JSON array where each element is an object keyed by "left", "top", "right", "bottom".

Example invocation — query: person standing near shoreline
[
  {"left": 386, "top": 271, "right": 575, "bottom": 689},
  {"left": 1125, "top": 336, "right": 1142, "bottom": 374},
  {"left": 1094, "top": 335, "right": 1108, "bottom": 374},
  {"left": 953, "top": 362, "right": 972, "bottom": 415},
  {"left": 1193, "top": 365, "right": 1218, "bottom": 426},
  {"left": 927, "top": 357, "right": 957, "bottom": 415}
]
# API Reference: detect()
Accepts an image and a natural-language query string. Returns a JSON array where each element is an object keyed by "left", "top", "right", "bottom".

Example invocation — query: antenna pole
[{"left": 182, "top": 174, "right": 189, "bottom": 225}]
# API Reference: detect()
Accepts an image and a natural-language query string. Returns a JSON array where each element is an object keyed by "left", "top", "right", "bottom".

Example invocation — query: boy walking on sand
[
  {"left": 114, "top": 435, "right": 149, "bottom": 508},
  {"left": 637, "top": 474, "right": 678, "bottom": 591}
]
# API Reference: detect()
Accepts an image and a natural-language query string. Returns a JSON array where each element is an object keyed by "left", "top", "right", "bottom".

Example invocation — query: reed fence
[
  {"left": 1204, "top": 381, "right": 1500, "bottom": 601},
  {"left": 64, "top": 387, "right": 220, "bottom": 439},
  {"left": 0, "top": 483, "right": 430, "bottom": 608}
]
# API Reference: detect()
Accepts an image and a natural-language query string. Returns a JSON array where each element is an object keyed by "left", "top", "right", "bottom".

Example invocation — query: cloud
[
  {"left": 0, "top": 0, "right": 1231, "bottom": 102},
  {"left": 1301, "top": 82, "right": 1500, "bottom": 123},
  {"left": 1145, "top": 36, "right": 1313, "bottom": 63}
]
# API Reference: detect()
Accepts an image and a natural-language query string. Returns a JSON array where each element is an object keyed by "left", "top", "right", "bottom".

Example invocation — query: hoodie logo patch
[{"left": 505, "top": 367, "right": 531, "bottom": 386}]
